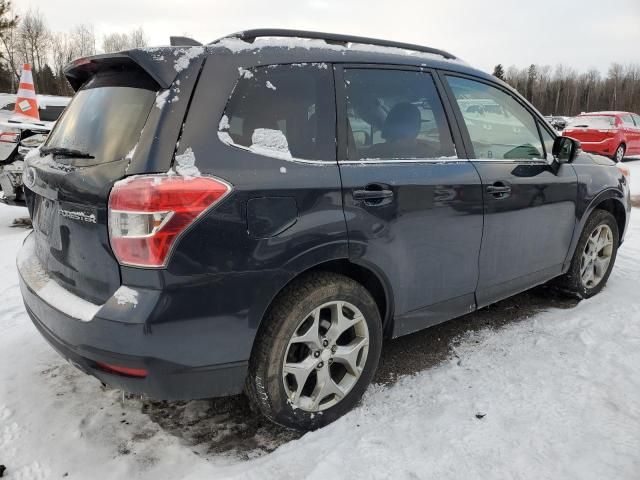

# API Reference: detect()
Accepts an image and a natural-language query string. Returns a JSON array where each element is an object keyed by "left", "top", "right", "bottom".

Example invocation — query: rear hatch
[
  {"left": 23, "top": 48, "right": 205, "bottom": 304},
  {"left": 564, "top": 115, "right": 617, "bottom": 143}
]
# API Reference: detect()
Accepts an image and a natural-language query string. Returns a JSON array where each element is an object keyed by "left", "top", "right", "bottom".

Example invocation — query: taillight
[
  {"left": 0, "top": 131, "right": 19, "bottom": 143},
  {"left": 108, "top": 175, "right": 232, "bottom": 267},
  {"left": 617, "top": 163, "right": 630, "bottom": 179}
]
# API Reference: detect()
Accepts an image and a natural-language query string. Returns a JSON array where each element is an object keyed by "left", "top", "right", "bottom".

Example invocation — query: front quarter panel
[{"left": 564, "top": 151, "right": 630, "bottom": 268}]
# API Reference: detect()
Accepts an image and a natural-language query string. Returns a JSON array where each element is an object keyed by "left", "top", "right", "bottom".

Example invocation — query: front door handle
[{"left": 486, "top": 182, "right": 511, "bottom": 198}]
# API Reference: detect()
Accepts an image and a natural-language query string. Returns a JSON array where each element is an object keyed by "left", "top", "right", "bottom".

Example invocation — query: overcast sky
[{"left": 19, "top": 0, "right": 640, "bottom": 73}]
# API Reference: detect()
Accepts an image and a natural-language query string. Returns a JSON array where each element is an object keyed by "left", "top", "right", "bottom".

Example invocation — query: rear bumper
[
  {"left": 574, "top": 138, "right": 618, "bottom": 157},
  {"left": 18, "top": 233, "right": 248, "bottom": 400}
]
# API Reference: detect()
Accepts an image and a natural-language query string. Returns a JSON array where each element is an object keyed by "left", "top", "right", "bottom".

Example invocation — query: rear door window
[
  {"left": 446, "top": 76, "right": 544, "bottom": 160},
  {"left": 44, "top": 70, "right": 157, "bottom": 165},
  {"left": 218, "top": 64, "right": 335, "bottom": 161},
  {"left": 343, "top": 69, "right": 456, "bottom": 160},
  {"left": 621, "top": 114, "right": 634, "bottom": 126}
]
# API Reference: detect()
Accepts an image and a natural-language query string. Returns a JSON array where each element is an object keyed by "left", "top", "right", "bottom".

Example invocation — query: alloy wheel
[
  {"left": 615, "top": 145, "right": 625, "bottom": 162},
  {"left": 580, "top": 224, "right": 614, "bottom": 289},
  {"left": 282, "top": 301, "right": 370, "bottom": 412}
]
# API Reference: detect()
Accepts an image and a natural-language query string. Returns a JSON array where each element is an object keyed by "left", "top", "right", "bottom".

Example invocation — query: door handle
[
  {"left": 486, "top": 183, "right": 511, "bottom": 198},
  {"left": 353, "top": 189, "right": 394, "bottom": 200},
  {"left": 353, "top": 185, "right": 394, "bottom": 205}
]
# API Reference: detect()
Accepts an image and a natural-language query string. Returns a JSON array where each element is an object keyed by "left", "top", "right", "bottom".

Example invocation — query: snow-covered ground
[{"left": 1, "top": 180, "right": 639, "bottom": 478}]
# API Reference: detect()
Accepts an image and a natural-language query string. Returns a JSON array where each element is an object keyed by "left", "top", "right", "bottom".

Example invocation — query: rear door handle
[
  {"left": 486, "top": 183, "right": 511, "bottom": 198},
  {"left": 353, "top": 189, "right": 394, "bottom": 200}
]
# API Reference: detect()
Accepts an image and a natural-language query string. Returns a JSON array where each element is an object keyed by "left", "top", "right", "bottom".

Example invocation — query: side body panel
[{"left": 333, "top": 65, "right": 484, "bottom": 337}]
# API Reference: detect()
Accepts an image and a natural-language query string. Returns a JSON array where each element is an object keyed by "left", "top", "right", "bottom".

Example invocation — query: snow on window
[
  {"left": 238, "top": 67, "right": 254, "bottom": 79},
  {"left": 218, "top": 114, "right": 230, "bottom": 131},
  {"left": 173, "top": 46, "right": 205, "bottom": 73},
  {"left": 250, "top": 128, "right": 292, "bottom": 159},
  {"left": 265, "top": 81, "right": 276, "bottom": 90},
  {"left": 172, "top": 147, "right": 200, "bottom": 177}
]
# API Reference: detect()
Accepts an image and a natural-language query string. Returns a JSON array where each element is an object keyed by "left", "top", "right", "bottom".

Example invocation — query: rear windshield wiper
[{"left": 40, "top": 147, "right": 95, "bottom": 159}]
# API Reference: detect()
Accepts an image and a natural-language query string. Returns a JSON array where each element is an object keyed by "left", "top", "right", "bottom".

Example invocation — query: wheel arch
[
  {"left": 254, "top": 258, "right": 395, "bottom": 348},
  {"left": 564, "top": 189, "right": 627, "bottom": 270}
]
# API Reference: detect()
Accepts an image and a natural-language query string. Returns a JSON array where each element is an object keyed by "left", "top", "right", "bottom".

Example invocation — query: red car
[{"left": 563, "top": 111, "right": 640, "bottom": 162}]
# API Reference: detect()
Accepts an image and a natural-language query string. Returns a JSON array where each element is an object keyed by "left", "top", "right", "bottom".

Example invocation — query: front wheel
[
  {"left": 613, "top": 144, "right": 625, "bottom": 163},
  {"left": 246, "top": 272, "right": 382, "bottom": 430},
  {"left": 555, "top": 209, "right": 619, "bottom": 298}
]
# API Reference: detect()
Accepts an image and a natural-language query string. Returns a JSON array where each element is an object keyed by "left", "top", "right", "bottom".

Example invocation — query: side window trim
[
  {"left": 437, "top": 70, "right": 551, "bottom": 163},
  {"left": 333, "top": 63, "right": 468, "bottom": 163}
]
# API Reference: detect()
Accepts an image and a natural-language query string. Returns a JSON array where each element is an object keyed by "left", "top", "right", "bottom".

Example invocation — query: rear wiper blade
[{"left": 40, "top": 147, "right": 95, "bottom": 159}]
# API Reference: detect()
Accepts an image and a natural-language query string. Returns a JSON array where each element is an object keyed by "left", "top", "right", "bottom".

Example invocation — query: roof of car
[
  {"left": 581, "top": 111, "right": 632, "bottom": 116},
  {"left": 206, "top": 35, "right": 493, "bottom": 80}
]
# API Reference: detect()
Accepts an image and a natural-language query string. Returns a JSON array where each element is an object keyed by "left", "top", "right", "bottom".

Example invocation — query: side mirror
[{"left": 552, "top": 136, "right": 579, "bottom": 164}]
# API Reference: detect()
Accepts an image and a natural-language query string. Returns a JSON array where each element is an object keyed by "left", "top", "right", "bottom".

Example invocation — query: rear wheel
[
  {"left": 245, "top": 272, "right": 382, "bottom": 430},
  {"left": 613, "top": 144, "right": 625, "bottom": 162},
  {"left": 554, "top": 209, "right": 619, "bottom": 298}
]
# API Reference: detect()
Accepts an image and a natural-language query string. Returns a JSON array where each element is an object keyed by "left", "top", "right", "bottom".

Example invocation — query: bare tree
[
  {"left": 103, "top": 27, "right": 148, "bottom": 53},
  {"left": 128, "top": 27, "right": 147, "bottom": 48},
  {"left": 0, "top": 0, "right": 19, "bottom": 89},
  {"left": 70, "top": 24, "right": 96, "bottom": 58}
]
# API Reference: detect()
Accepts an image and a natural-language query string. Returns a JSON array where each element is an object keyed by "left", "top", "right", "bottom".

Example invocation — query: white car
[{"left": 0, "top": 94, "right": 70, "bottom": 205}]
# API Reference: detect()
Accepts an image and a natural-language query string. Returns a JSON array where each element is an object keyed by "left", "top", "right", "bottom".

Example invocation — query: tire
[
  {"left": 245, "top": 271, "right": 382, "bottom": 431},
  {"left": 554, "top": 209, "right": 619, "bottom": 299},
  {"left": 613, "top": 144, "right": 625, "bottom": 163}
]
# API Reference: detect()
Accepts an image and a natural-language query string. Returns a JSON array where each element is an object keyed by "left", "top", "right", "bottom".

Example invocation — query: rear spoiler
[{"left": 64, "top": 47, "right": 206, "bottom": 91}]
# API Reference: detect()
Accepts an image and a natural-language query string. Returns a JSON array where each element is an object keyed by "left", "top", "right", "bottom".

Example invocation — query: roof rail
[
  {"left": 212, "top": 29, "right": 457, "bottom": 60},
  {"left": 170, "top": 36, "right": 202, "bottom": 47}
]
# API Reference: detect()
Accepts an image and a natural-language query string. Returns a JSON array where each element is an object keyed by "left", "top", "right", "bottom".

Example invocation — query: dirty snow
[
  {"left": 1, "top": 169, "right": 640, "bottom": 478},
  {"left": 238, "top": 67, "right": 254, "bottom": 79},
  {"left": 173, "top": 46, "right": 205, "bottom": 73},
  {"left": 172, "top": 147, "right": 200, "bottom": 177},
  {"left": 250, "top": 128, "right": 292, "bottom": 159},
  {"left": 113, "top": 286, "right": 139, "bottom": 307},
  {"left": 16, "top": 232, "right": 101, "bottom": 322}
]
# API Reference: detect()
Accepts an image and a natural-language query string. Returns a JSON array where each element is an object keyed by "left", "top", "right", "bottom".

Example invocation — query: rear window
[
  {"left": 568, "top": 116, "right": 616, "bottom": 129},
  {"left": 44, "top": 71, "right": 157, "bottom": 164},
  {"left": 218, "top": 64, "right": 335, "bottom": 161}
]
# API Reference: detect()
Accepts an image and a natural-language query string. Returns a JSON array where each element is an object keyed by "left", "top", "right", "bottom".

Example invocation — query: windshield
[
  {"left": 568, "top": 116, "right": 616, "bottom": 129},
  {"left": 45, "top": 84, "right": 155, "bottom": 164}
]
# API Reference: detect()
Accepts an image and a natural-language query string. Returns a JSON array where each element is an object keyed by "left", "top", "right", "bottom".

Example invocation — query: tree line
[
  {"left": 0, "top": 0, "right": 638, "bottom": 116},
  {"left": 0, "top": 1, "right": 147, "bottom": 97},
  {"left": 493, "top": 63, "right": 640, "bottom": 116}
]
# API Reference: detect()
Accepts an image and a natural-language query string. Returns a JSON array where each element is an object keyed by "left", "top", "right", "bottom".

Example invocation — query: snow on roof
[
  {"left": 580, "top": 111, "right": 630, "bottom": 116},
  {"left": 214, "top": 36, "right": 467, "bottom": 65}
]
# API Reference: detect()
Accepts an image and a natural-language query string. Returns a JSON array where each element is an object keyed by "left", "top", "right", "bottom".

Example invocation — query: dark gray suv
[{"left": 18, "top": 30, "right": 631, "bottom": 431}]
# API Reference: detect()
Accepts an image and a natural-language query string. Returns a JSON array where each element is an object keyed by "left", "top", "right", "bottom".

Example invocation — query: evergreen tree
[{"left": 492, "top": 64, "right": 505, "bottom": 80}]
